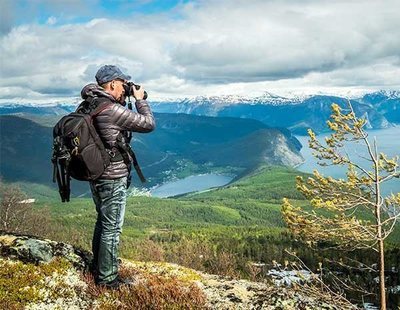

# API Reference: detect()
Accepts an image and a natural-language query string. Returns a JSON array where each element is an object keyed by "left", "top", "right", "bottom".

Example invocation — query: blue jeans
[{"left": 90, "top": 176, "right": 127, "bottom": 284}]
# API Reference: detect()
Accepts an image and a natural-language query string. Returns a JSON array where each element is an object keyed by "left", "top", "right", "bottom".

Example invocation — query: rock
[
  {"left": 0, "top": 233, "right": 92, "bottom": 270},
  {"left": 0, "top": 233, "right": 357, "bottom": 309},
  {"left": 193, "top": 272, "right": 351, "bottom": 309},
  {"left": 18, "top": 238, "right": 53, "bottom": 262}
]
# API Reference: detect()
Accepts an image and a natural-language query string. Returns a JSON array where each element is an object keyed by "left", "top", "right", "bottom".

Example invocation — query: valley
[
  {"left": 0, "top": 94, "right": 399, "bottom": 308},
  {"left": 0, "top": 112, "right": 303, "bottom": 198},
  {"left": 25, "top": 165, "right": 400, "bottom": 308}
]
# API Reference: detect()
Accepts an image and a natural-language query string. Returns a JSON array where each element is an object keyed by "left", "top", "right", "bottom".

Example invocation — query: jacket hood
[{"left": 80, "top": 83, "right": 116, "bottom": 102}]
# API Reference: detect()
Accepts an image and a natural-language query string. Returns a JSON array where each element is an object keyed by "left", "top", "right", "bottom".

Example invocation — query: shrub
[{"left": 0, "top": 181, "right": 53, "bottom": 237}]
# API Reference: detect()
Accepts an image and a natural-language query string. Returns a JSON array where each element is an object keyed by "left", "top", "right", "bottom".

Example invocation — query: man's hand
[{"left": 133, "top": 85, "right": 145, "bottom": 100}]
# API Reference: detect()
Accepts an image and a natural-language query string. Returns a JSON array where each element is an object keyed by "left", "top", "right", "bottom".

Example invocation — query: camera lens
[{"left": 123, "top": 82, "right": 148, "bottom": 100}]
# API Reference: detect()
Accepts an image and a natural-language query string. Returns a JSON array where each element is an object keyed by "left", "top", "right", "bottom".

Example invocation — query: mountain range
[
  {"left": 1, "top": 91, "right": 398, "bottom": 135},
  {"left": 1, "top": 90, "right": 398, "bottom": 197},
  {"left": 150, "top": 90, "right": 399, "bottom": 134}
]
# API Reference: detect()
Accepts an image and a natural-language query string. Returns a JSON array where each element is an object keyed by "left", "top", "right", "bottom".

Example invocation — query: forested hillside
[{"left": 0, "top": 113, "right": 303, "bottom": 196}]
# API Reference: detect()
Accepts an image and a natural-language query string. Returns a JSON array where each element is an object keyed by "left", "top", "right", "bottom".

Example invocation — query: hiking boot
[
  {"left": 98, "top": 276, "right": 137, "bottom": 290},
  {"left": 89, "top": 262, "right": 98, "bottom": 277}
]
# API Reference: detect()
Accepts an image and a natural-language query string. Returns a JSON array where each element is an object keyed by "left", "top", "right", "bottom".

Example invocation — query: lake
[
  {"left": 296, "top": 127, "right": 400, "bottom": 196},
  {"left": 149, "top": 128, "right": 399, "bottom": 198},
  {"left": 150, "top": 174, "right": 234, "bottom": 198}
]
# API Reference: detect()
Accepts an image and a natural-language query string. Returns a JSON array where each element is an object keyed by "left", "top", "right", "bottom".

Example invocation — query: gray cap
[{"left": 95, "top": 65, "right": 131, "bottom": 85}]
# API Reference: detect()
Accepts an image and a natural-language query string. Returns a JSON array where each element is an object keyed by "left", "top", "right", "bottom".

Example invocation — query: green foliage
[
  {"left": 3, "top": 163, "right": 397, "bottom": 307},
  {"left": 1, "top": 113, "right": 299, "bottom": 190},
  {"left": 186, "top": 166, "right": 306, "bottom": 203},
  {"left": 0, "top": 258, "right": 72, "bottom": 308},
  {"left": 32, "top": 167, "right": 312, "bottom": 269},
  {"left": 282, "top": 102, "right": 400, "bottom": 309},
  {"left": 282, "top": 103, "right": 400, "bottom": 249},
  {"left": 30, "top": 165, "right": 398, "bottom": 268},
  {"left": 40, "top": 166, "right": 303, "bottom": 233},
  {"left": 12, "top": 181, "right": 60, "bottom": 201}
]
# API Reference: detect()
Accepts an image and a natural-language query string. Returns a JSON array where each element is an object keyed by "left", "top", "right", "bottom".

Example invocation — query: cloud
[
  {"left": 170, "top": 0, "right": 400, "bottom": 83},
  {"left": 46, "top": 16, "right": 57, "bottom": 25},
  {"left": 0, "top": 0, "right": 399, "bottom": 102}
]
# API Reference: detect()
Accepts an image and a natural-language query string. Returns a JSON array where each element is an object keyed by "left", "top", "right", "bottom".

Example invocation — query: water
[
  {"left": 296, "top": 127, "right": 400, "bottom": 196},
  {"left": 150, "top": 174, "right": 234, "bottom": 198},
  {"left": 150, "top": 128, "right": 399, "bottom": 198}
]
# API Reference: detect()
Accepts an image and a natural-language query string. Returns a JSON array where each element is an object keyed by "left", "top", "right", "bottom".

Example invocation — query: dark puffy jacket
[{"left": 80, "top": 83, "right": 155, "bottom": 179}]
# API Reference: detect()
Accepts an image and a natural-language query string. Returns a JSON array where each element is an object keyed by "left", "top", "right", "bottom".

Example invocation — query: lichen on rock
[{"left": 0, "top": 257, "right": 90, "bottom": 309}]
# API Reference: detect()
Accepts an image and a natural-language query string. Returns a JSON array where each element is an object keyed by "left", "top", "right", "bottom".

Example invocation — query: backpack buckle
[
  {"left": 107, "top": 149, "right": 116, "bottom": 158},
  {"left": 73, "top": 136, "right": 80, "bottom": 147},
  {"left": 71, "top": 147, "right": 79, "bottom": 156}
]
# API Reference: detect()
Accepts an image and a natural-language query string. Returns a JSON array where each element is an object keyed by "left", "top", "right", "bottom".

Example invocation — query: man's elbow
[{"left": 143, "top": 119, "right": 156, "bottom": 133}]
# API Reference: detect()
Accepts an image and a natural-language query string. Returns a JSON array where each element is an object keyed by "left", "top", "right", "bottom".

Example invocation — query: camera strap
[{"left": 115, "top": 136, "right": 146, "bottom": 184}]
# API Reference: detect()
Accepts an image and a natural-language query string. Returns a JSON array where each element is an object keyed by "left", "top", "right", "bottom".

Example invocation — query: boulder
[{"left": 0, "top": 232, "right": 92, "bottom": 270}]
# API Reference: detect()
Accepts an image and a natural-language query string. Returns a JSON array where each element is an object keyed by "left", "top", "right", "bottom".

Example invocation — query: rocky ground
[{"left": 0, "top": 233, "right": 358, "bottom": 309}]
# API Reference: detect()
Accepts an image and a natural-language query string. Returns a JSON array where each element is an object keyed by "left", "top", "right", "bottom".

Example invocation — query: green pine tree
[{"left": 282, "top": 102, "right": 400, "bottom": 310}]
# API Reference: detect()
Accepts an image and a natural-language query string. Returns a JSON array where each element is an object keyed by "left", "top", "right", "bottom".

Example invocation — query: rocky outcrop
[
  {"left": 269, "top": 131, "right": 304, "bottom": 167},
  {"left": 0, "top": 233, "right": 91, "bottom": 270},
  {"left": 0, "top": 233, "right": 356, "bottom": 309}
]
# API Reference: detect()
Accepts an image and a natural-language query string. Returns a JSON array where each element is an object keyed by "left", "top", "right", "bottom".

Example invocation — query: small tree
[
  {"left": 0, "top": 181, "right": 52, "bottom": 236},
  {"left": 282, "top": 102, "right": 400, "bottom": 310}
]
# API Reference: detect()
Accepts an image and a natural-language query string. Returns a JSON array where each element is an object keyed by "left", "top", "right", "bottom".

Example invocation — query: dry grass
[
  {"left": 82, "top": 264, "right": 207, "bottom": 309},
  {"left": 163, "top": 238, "right": 241, "bottom": 278}
]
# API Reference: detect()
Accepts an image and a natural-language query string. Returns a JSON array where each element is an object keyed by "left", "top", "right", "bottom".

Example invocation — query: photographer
[{"left": 79, "top": 65, "right": 155, "bottom": 289}]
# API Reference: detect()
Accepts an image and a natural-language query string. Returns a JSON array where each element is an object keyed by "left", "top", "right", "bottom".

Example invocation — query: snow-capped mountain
[
  {"left": 253, "top": 92, "right": 303, "bottom": 105},
  {"left": 359, "top": 90, "right": 400, "bottom": 123},
  {"left": 150, "top": 89, "right": 395, "bottom": 108},
  {"left": 0, "top": 103, "right": 76, "bottom": 116},
  {"left": 181, "top": 94, "right": 257, "bottom": 106},
  {"left": 1, "top": 90, "right": 398, "bottom": 134},
  {"left": 175, "top": 92, "right": 302, "bottom": 107},
  {"left": 374, "top": 90, "right": 400, "bottom": 99},
  {"left": 150, "top": 90, "right": 399, "bottom": 134}
]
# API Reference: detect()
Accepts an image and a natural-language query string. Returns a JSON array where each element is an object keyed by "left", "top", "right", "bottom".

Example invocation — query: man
[{"left": 80, "top": 65, "right": 155, "bottom": 288}]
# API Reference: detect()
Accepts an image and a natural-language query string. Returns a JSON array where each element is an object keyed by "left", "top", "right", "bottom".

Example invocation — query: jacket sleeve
[{"left": 107, "top": 100, "right": 156, "bottom": 133}]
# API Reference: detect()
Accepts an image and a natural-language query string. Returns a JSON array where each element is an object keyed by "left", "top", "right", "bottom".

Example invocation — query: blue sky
[
  {"left": 1, "top": 0, "right": 400, "bottom": 104},
  {"left": 7, "top": 0, "right": 190, "bottom": 27}
]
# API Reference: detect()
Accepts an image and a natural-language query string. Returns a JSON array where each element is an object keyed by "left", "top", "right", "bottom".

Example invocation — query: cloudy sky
[{"left": 1, "top": 0, "right": 399, "bottom": 104}]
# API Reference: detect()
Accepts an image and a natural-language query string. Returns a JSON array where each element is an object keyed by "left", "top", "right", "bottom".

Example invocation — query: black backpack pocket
[{"left": 78, "top": 143, "right": 106, "bottom": 180}]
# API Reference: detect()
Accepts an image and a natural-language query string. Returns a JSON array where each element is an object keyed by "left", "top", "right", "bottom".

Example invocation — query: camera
[{"left": 123, "top": 82, "right": 148, "bottom": 100}]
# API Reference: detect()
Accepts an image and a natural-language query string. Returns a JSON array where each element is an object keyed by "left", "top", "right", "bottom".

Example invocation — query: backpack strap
[
  {"left": 76, "top": 96, "right": 112, "bottom": 115},
  {"left": 85, "top": 97, "right": 126, "bottom": 163},
  {"left": 115, "top": 133, "right": 146, "bottom": 184},
  {"left": 88, "top": 97, "right": 113, "bottom": 117}
]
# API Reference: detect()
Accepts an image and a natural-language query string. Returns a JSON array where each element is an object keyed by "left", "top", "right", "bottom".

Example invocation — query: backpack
[{"left": 51, "top": 98, "right": 145, "bottom": 202}]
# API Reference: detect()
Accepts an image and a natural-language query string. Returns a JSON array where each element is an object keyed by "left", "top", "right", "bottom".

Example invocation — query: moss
[
  {"left": 124, "top": 260, "right": 203, "bottom": 282},
  {"left": 0, "top": 258, "right": 73, "bottom": 308},
  {"left": 0, "top": 235, "right": 18, "bottom": 247}
]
